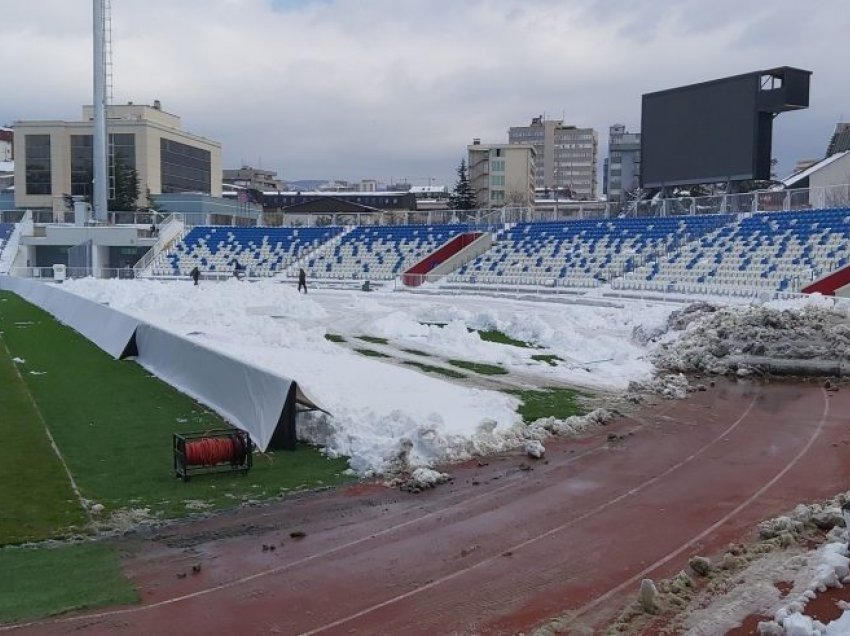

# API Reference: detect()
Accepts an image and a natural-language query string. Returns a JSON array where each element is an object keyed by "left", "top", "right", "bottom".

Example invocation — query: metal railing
[
  {"left": 133, "top": 213, "right": 185, "bottom": 274},
  {"left": 11, "top": 266, "right": 139, "bottom": 280}
]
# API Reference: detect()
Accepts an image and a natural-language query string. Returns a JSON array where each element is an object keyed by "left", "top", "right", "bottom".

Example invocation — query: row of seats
[
  {"left": 298, "top": 224, "right": 471, "bottom": 280},
  {"left": 622, "top": 208, "right": 850, "bottom": 294},
  {"left": 146, "top": 208, "right": 850, "bottom": 297},
  {"left": 450, "top": 215, "right": 730, "bottom": 288},
  {"left": 150, "top": 226, "right": 342, "bottom": 277}
]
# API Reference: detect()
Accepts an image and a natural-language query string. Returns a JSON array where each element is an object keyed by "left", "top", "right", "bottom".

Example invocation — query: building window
[
  {"left": 71, "top": 133, "right": 136, "bottom": 198},
  {"left": 160, "top": 138, "right": 211, "bottom": 193},
  {"left": 25, "top": 134, "right": 52, "bottom": 195}
]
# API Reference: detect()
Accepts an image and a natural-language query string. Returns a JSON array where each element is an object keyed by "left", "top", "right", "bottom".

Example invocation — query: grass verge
[
  {"left": 402, "top": 348, "right": 431, "bottom": 357},
  {"left": 403, "top": 360, "right": 466, "bottom": 379},
  {"left": 0, "top": 292, "right": 352, "bottom": 526},
  {"left": 0, "top": 542, "right": 137, "bottom": 624},
  {"left": 354, "top": 348, "right": 390, "bottom": 358},
  {"left": 505, "top": 387, "right": 585, "bottom": 423},
  {"left": 448, "top": 359, "right": 508, "bottom": 375},
  {"left": 357, "top": 335, "right": 389, "bottom": 345},
  {"left": 475, "top": 329, "right": 532, "bottom": 348},
  {"left": 0, "top": 340, "right": 87, "bottom": 545},
  {"left": 531, "top": 354, "right": 563, "bottom": 367},
  {"left": 324, "top": 333, "right": 345, "bottom": 343}
]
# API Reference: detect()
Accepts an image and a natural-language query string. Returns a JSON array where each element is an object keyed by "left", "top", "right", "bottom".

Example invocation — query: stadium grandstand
[{"left": 123, "top": 201, "right": 850, "bottom": 299}]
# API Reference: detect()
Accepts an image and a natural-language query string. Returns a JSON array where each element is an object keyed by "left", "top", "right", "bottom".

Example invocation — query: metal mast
[{"left": 92, "top": 0, "right": 108, "bottom": 222}]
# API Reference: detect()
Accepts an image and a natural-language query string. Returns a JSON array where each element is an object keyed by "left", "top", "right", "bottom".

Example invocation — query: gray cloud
[{"left": 1, "top": 0, "right": 847, "bottom": 186}]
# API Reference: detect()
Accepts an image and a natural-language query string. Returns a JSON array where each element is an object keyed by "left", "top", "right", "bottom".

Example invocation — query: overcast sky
[{"left": 2, "top": 0, "right": 849, "bottom": 188}]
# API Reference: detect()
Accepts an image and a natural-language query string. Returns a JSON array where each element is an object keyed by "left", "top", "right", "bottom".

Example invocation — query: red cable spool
[{"left": 174, "top": 430, "right": 252, "bottom": 481}]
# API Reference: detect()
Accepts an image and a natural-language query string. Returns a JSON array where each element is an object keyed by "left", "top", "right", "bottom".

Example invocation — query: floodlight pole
[{"left": 92, "top": 0, "right": 108, "bottom": 222}]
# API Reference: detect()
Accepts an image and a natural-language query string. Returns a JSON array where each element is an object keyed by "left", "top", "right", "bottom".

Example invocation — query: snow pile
[
  {"left": 628, "top": 373, "right": 691, "bottom": 400},
  {"left": 678, "top": 495, "right": 850, "bottom": 635},
  {"left": 528, "top": 408, "right": 613, "bottom": 438},
  {"left": 389, "top": 467, "right": 452, "bottom": 493},
  {"left": 757, "top": 541, "right": 850, "bottom": 634},
  {"left": 655, "top": 302, "right": 850, "bottom": 375},
  {"left": 525, "top": 439, "right": 545, "bottom": 459}
]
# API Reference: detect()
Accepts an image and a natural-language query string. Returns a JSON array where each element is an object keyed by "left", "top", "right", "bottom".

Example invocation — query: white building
[
  {"left": 467, "top": 140, "right": 536, "bottom": 209},
  {"left": 13, "top": 102, "right": 222, "bottom": 214}
]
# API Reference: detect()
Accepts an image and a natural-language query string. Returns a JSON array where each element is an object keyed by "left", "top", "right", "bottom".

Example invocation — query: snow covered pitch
[{"left": 60, "top": 278, "right": 675, "bottom": 476}]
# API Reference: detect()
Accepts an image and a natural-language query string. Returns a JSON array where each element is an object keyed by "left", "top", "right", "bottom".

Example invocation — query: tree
[
  {"left": 145, "top": 188, "right": 164, "bottom": 216},
  {"left": 449, "top": 159, "right": 476, "bottom": 210},
  {"left": 108, "top": 157, "right": 140, "bottom": 212}
]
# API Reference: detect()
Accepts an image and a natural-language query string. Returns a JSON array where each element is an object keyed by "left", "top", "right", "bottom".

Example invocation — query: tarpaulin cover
[
  {"left": 134, "top": 322, "right": 292, "bottom": 450},
  {"left": 0, "top": 276, "right": 139, "bottom": 359},
  {"left": 0, "top": 277, "right": 306, "bottom": 451}
]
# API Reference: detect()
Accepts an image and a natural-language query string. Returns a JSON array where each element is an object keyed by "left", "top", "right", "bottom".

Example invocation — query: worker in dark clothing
[
  {"left": 298, "top": 268, "right": 308, "bottom": 294},
  {"left": 190, "top": 266, "right": 200, "bottom": 286}
]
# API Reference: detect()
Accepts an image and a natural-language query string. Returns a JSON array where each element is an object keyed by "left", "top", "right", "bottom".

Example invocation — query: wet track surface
[{"left": 6, "top": 379, "right": 850, "bottom": 635}]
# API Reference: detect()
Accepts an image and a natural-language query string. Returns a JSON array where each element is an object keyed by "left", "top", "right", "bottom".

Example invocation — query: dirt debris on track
[{"left": 5, "top": 378, "right": 850, "bottom": 635}]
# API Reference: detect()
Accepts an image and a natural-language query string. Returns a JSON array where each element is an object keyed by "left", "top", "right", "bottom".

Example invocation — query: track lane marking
[
  {"left": 561, "top": 387, "right": 830, "bottom": 629},
  {"left": 296, "top": 394, "right": 758, "bottom": 635}
]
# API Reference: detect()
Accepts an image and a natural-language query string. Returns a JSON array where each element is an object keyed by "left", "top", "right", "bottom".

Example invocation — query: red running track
[{"left": 5, "top": 379, "right": 850, "bottom": 635}]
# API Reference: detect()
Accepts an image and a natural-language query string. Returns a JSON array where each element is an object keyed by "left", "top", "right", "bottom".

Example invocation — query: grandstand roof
[{"left": 781, "top": 151, "right": 849, "bottom": 188}]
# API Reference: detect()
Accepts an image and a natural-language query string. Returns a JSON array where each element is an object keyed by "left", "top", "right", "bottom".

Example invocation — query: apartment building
[
  {"left": 467, "top": 140, "right": 536, "bottom": 208},
  {"left": 509, "top": 116, "right": 598, "bottom": 199},
  {"left": 606, "top": 124, "right": 641, "bottom": 205}
]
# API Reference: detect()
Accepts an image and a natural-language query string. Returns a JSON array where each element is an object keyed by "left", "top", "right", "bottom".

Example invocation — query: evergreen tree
[
  {"left": 108, "top": 158, "right": 140, "bottom": 211},
  {"left": 449, "top": 159, "right": 476, "bottom": 210}
]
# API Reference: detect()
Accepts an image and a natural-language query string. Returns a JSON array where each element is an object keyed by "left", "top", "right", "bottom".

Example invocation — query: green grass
[
  {"left": 505, "top": 387, "right": 585, "bottom": 423},
  {"left": 354, "top": 348, "right": 390, "bottom": 358},
  {"left": 401, "top": 348, "right": 431, "bottom": 357},
  {"left": 324, "top": 333, "right": 345, "bottom": 343},
  {"left": 0, "top": 340, "right": 88, "bottom": 545},
  {"left": 403, "top": 361, "right": 466, "bottom": 379},
  {"left": 474, "top": 329, "right": 533, "bottom": 348},
  {"left": 0, "top": 542, "right": 137, "bottom": 623},
  {"left": 356, "top": 335, "right": 389, "bottom": 345},
  {"left": 531, "top": 354, "right": 563, "bottom": 367},
  {"left": 0, "top": 292, "right": 352, "bottom": 530},
  {"left": 448, "top": 359, "right": 509, "bottom": 376}
]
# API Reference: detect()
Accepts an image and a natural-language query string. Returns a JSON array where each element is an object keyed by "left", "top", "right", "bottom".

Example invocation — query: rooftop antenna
[{"left": 92, "top": 0, "right": 109, "bottom": 221}]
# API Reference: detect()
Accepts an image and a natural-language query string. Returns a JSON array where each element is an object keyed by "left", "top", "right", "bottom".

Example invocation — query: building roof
[
  {"left": 409, "top": 186, "right": 448, "bottom": 194},
  {"left": 827, "top": 126, "right": 850, "bottom": 156},
  {"left": 781, "top": 151, "right": 849, "bottom": 188}
]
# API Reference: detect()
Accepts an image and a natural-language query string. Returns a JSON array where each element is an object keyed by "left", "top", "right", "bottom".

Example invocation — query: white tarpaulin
[
  {"left": 0, "top": 277, "right": 299, "bottom": 450},
  {"left": 134, "top": 322, "right": 292, "bottom": 450},
  {"left": 0, "top": 276, "right": 139, "bottom": 358}
]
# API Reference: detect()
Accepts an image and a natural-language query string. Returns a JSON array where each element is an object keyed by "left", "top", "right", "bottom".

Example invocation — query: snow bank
[
  {"left": 681, "top": 496, "right": 850, "bottom": 635},
  {"left": 655, "top": 302, "right": 850, "bottom": 375}
]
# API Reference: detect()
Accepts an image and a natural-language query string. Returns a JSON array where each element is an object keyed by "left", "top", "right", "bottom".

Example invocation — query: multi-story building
[
  {"left": 0, "top": 127, "right": 12, "bottom": 161},
  {"left": 467, "top": 140, "right": 535, "bottom": 209},
  {"left": 508, "top": 116, "right": 598, "bottom": 200},
  {"left": 13, "top": 101, "right": 222, "bottom": 213},
  {"left": 606, "top": 124, "right": 641, "bottom": 206},
  {"left": 223, "top": 165, "right": 285, "bottom": 192}
]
